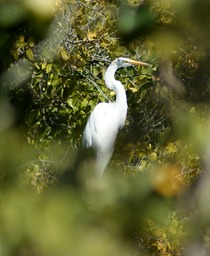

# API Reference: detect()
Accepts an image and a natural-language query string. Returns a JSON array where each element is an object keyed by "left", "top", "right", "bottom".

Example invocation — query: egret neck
[{"left": 104, "top": 63, "right": 128, "bottom": 127}]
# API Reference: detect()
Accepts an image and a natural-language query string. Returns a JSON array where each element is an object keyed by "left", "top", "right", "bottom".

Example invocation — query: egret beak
[{"left": 126, "top": 59, "right": 150, "bottom": 67}]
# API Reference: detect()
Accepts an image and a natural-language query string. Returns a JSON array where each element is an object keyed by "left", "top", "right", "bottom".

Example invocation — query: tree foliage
[{"left": 1, "top": 0, "right": 210, "bottom": 255}]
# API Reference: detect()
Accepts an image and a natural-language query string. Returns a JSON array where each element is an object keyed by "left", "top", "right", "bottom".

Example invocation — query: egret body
[{"left": 82, "top": 57, "right": 149, "bottom": 176}]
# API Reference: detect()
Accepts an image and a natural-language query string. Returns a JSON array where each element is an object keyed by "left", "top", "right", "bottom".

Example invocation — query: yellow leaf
[
  {"left": 34, "top": 63, "right": 40, "bottom": 69},
  {"left": 162, "top": 232, "right": 167, "bottom": 239},
  {"left": 46, "top": 63, "right": 52, "bottom": 73},
  {"left": 166, "top": 142, "right": 177, "bottom": 154},
  {"left": 148, "top": 152, "right": 157, "bottom": 161},
  {"left": 11, "top": 49, "right": 19, "bottom": 60},
  {"left": 61, "top": 50, "right": 69, "bottom": 61},
  {"left": 52, "top": 78, "right": 60, "bottom": 86},
  {"left": 81, "top": 99, "right": 88, "bottom": 108},
  {"left": 110, "top": 91, "right": 116, "bottom": 97},
  {"left": 42, "top": 62, "right": 47, "bottom": 69},
  {"left": 148, "top": 143, "right": 152, "bottom": 150},
  {"left": 67, "top": 99, "right": 74, "bottom": 108},
  {"left": 26, "top": 48, "right": 34, "bottom": 60},
  {"left": 100, "top": 41, "right": 109, "bottom": 48},
  {"left": 128, "top": 150, "right": 135, "bottom": 164},
  {"left": 129, "top": 87, "right": 138, "bottom": 93},
  {"left": 19, "top": 35, "right": 25, "bottom": 43},
  {"left": 29, "top": 41, "right": 35, "bottom": 48},
  {"left": 87, "top": 31, "right": 96, "bottom": 41}
]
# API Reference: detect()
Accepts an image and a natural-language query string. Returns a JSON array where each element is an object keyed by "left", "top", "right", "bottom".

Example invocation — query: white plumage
[{"left": 82, "top": 57, "right": 149, "bottom": 176}]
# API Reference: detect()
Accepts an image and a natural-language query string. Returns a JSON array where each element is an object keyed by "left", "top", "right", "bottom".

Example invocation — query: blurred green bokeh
[{"left": 1, "top": 0, "right": 210, "bottom": 255}]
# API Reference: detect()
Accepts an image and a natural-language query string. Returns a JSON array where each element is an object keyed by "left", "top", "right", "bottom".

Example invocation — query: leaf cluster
[{"left": 2, "top": 0, "right": 210, "bottom": 255}]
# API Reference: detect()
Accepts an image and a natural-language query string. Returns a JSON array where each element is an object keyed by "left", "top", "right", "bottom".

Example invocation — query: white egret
[{"left": 82, "top": 57, "right": 149, "bottom": 176}]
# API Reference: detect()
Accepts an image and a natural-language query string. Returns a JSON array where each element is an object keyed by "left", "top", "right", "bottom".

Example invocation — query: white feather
[{"left": 82, "top": 57, "right": 148, "bottom": 176}]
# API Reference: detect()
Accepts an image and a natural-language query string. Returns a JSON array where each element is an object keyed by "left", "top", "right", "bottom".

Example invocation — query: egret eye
[{"left": 116, "top": 59, "right": 123, "bottom": 66}]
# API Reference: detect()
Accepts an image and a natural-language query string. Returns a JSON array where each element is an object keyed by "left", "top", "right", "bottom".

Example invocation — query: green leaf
[
  {"left": 81, "top": 99, "right": 88, "bottom": 108},
  {"left": 114, "top": 46, "right": 126, "bottom": 56}
]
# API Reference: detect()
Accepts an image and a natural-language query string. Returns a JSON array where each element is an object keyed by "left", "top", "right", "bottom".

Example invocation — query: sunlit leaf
[
  {"left": 42, "top": 62, "right": 47, "bottom": 69},
  {"left": 61, "top": 50, "right": 69, "bottom": 61},
  {"left": 86, "top": 31, "right": 97, "bottom": 41},
  {"left": 26, "top": 48, "right": 34, "bottom": 60},
  {"left": 46, "top": 63, "right": 52, "bottom": 73}
]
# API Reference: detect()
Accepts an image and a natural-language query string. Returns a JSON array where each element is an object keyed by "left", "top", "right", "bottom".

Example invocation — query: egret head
[
  {"left": 104, "top": 57, "right": 150, "bottom": 90},
  {"left": 112, "top": 57, "right": 150, "bottom": 69}
]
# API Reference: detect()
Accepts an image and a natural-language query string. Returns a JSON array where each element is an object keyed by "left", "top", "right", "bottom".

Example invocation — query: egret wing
[{"left": 83, "top": 102, "right": 119, "bottom": 153}]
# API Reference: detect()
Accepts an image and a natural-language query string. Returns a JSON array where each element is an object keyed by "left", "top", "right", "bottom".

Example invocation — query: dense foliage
[{"left": 1, "top": 0, "right": 210, "bottom": 255}]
